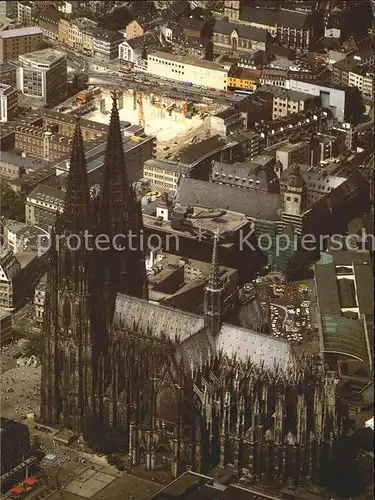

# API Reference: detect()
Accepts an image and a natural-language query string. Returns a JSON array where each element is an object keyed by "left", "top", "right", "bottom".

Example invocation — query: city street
[{"left": 46, "top": 39, "right": 241, "bottom": 105}]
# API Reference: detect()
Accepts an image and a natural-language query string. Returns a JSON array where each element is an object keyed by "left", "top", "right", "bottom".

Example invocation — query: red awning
[
  {"left": 10, "top": 486, "right": 25, "bottom": 495},
  {"left": 24, "top": 477, "right": 37, "bottom": 486}
]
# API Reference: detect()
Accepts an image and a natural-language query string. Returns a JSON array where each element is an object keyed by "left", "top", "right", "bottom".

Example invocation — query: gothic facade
[{"left": 41, "top": 94, "right": 345, "bottom": 486}]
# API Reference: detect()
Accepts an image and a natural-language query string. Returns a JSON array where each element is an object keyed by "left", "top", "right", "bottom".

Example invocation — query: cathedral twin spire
[
  {"left": 58, "top": 92, "right": 148, "bottom": 304},
  {"left": 62, "top": 116, "right": 90, "bottom": 233}
]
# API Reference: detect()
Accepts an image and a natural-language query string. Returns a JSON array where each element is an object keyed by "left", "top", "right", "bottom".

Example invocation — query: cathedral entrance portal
[
  {"left": 156, "top": 445, "right": 172, "bottom": 471},
  {"left": 139, "top": 446, "right": 146, "bottom": 464}
]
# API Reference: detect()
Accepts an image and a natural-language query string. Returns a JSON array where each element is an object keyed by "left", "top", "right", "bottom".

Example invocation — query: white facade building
[
  {"left": 57, "top": 1, "right": 73, "bottom": 15},
  {"left": 147, "top": 51, "right": 228, "bottom": 90},
  {"left": 118, "top": 38, "right": 145, "bottom": 67},
  {"left": 348, "top": 70, "right": 374, "bottom": 100},
  {"left": 0, "top": 83, "right": 17, "bottom": 122},
  {"left": 18, "top": 48, "right": 67, "bottom": 105},
  {"left": 289, "top": 79, "right": 346, "bottom": 122}
]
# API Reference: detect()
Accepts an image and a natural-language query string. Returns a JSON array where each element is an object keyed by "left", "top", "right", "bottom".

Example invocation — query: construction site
[{"left": 82, "top": 87, "right": 225, "bottom": 159}]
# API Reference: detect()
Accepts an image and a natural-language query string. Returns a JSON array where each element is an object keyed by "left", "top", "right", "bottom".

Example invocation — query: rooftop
[
  {"left": 176, "top": 177, "right": 281, "bottom": 221},
  {"left": 214, "top": 20, "right": 268, "bottom": 43},
  {"left": 41, "top": 109, "right": 109, "bottom": 134},
  {"left": 257, "top": 84, "right": 314, "bottom": 101},
  {"left": 144, "top": 158, "right": 191, "bottom": 175},
  {"left": 0, "top": 26, "right": 41, "bottom": 39},
  {"left": 145, "top": 205, "right": 249, "bottom": 240},
  {"left": 19, "top": 48, "right": 66, "bottom": 67},
  {"left": 0, "top": 83, "right": 15, "bottom": 95},
  {"left": 149, "top": 51, "right": 227, "bottom": 72},
  {"left": 177, "top": 135, "right": 232, "bottom": 166}
]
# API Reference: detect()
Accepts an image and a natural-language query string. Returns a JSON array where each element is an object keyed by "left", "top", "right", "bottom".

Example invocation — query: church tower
[
  {"left": 204, "top": 232, "right": 224, "bottom": 336},
  {"left": 96, "top": 91, "right": 148, "bottom": 331},
  {"left": 282, "top": 163, "right": 307, "bottom": 235},
  {"left": 41, "top": 117, "right": 93, "bottom": 431},
  {"left": 224, "top": 0, "right": 240, "bottom": 21}
]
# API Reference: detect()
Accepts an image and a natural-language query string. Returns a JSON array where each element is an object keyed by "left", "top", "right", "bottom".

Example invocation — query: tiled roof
[
  {"left": 114, "top": 294, "right": 292, "bottom": 370},
  {"left": 114, "top": 294, "right": 205, "bottom": 342},
  {"left": 214, "top": 20, "right": 267, "bottom": 42},
  {"left": 240, "top": 7, "right": 278, "bottom": 26}
]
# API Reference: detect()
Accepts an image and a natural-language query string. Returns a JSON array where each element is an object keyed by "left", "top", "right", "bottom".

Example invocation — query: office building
[
  {"left": 289, "top": 79, "right": 347, "bottom": 122},
  {"left": 0, "top": 84, "right": 17, "bottom": 122},
  {"left": 275, "top": 141, "right": 310, "bottom": 174},
  {"left": 91, "top": 28, "right": 122, "bottom": 60},
  {"left": 0, "top": 418, "right": 30, "bottom": 475},
  {"left": 143, "top": 159, "right": 190, "bottom": 191},
  {"left": 0, "top": 26, "right": 42, "bottom": 63},
  {"left": 147, "top": 51, "right": 228, "bottom": 90},
  {"left": 18, "top": 48, "right": 67, "bottom": 105},
  {"left": 0, "top": 63, "right": 17, "bottom": 87},
  {"left": 257, "top": 84, "right": 319, "bottom": 120},
  {"left": 17, "top": 1, "right": 36, "bottom": 26}
]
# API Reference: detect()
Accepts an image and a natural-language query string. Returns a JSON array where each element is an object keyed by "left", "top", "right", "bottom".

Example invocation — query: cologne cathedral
[{"left": 41, "top": 93, "right": 346, "bottom": 486}]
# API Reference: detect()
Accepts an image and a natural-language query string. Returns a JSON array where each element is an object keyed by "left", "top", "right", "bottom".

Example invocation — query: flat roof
[
  {"left": 0, "top": 83, "right": 15, "bottom": 95},
  {"left": 149, "top": 51, "right": 227, "bottom": 72},
  {"left": 144, "top": 158, "right": 190, "bottom": 175},
  {"left": 0, "top": 26, "right": 41, "bottom": 39},
  {"left": 257, "top": 84, "right": 313, "bottom": 101},
  {"left": 19, "top": 48, "right": 66, "bottom": 66},
  {"left": 144, "top": 206, "right": 248, "bottom": 238},
  {"left": 42, "top": 109, "right": 109, "bottom": 133}
]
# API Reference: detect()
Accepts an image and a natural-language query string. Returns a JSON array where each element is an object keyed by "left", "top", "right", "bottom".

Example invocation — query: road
[
  {"left": 47, "top": 39, "right": 242, "bottom": 105},
  {"left": 89, "top": 73, "right": 240, "bottom": 105}
]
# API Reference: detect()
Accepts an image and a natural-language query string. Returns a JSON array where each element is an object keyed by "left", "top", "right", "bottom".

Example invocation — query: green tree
[
  {"left": 0, "top": 181, "right": 25, "bottom": 221},
  {"left": 345, "top": 87, "right": 366, "bottom": 125}
]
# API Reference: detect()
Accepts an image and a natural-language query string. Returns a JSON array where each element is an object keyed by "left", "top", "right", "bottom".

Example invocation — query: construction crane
[{"left": 136, "top": 92, "right": 145, "bottom": 129}]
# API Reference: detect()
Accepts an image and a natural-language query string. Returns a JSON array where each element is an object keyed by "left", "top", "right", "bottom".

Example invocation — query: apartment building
[
  {"left": 18, "top": 48, "right": 67, "bottom": 106},
  {"left": 0, "top": 63, "right": 17, "bottom": 87},
  {"left": 0, "top": 1, "right": 17, "bottom": 17},
  {"left": 147, "top": 51, "right": 228, "bottom": 90},
  {"left": 125, "top": 20, "right": 145, "bottom": 40},
  {"left": 92, "top": 27, "right": 122, "bottom": 60},
  {"left": 0, "top": 84, "right": 17, "bottom": 122},
  {"left": 275, "top": 141, "right": 310, "bottom": 174},
  {"left": 0, "top": 246, "right": 21, "bottom": 310},
  {"left": 0, "top": 26, "right": 42, "bottom": 63},
  {"left": 143, "top": 159, "right": 190, "bottom": 191},
  {"left": 38, "top": 4, "right": 60, "bottom": 41},
  {"left": 260, "top": 68, "right": 289, "bottom": 88},
  {"left": 13, "top": 124, "right": 72, "bottom": 161},
  {"left": 17, "top": 1, "right": 36, "bottom": 26},
  {"left": 68, "top": 17, "right": 97, "bottom": 52},
  {"left": 25, "top": 184, "right": 65, "bottom": 227},
  {"left": 257, "top": 84, "right": 318, "bottom": 120},
  {"left": 227, "top": 67, "right": 261, "bottom": 90},
  {"left": 58, "top": 18, "right": 69, "bottom": 44},
  {"left": 332, "top": 55, "right": 374, "bottom": 101}
]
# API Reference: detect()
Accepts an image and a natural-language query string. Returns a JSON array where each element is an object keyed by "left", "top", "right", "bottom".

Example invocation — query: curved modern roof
[{"left": 321, "top": 314, "right": 368, "bottom": 362}]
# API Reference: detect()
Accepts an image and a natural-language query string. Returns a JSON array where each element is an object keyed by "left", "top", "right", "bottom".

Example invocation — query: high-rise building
[
  {"left": 0, "top": 26, "right": 42, "bottom": 63},
  {"left": 18, "top": 48, "right": 67, "bottom": 105},
  {"left": 0, "top": 84, "right": 18, "bottom": 122}
]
